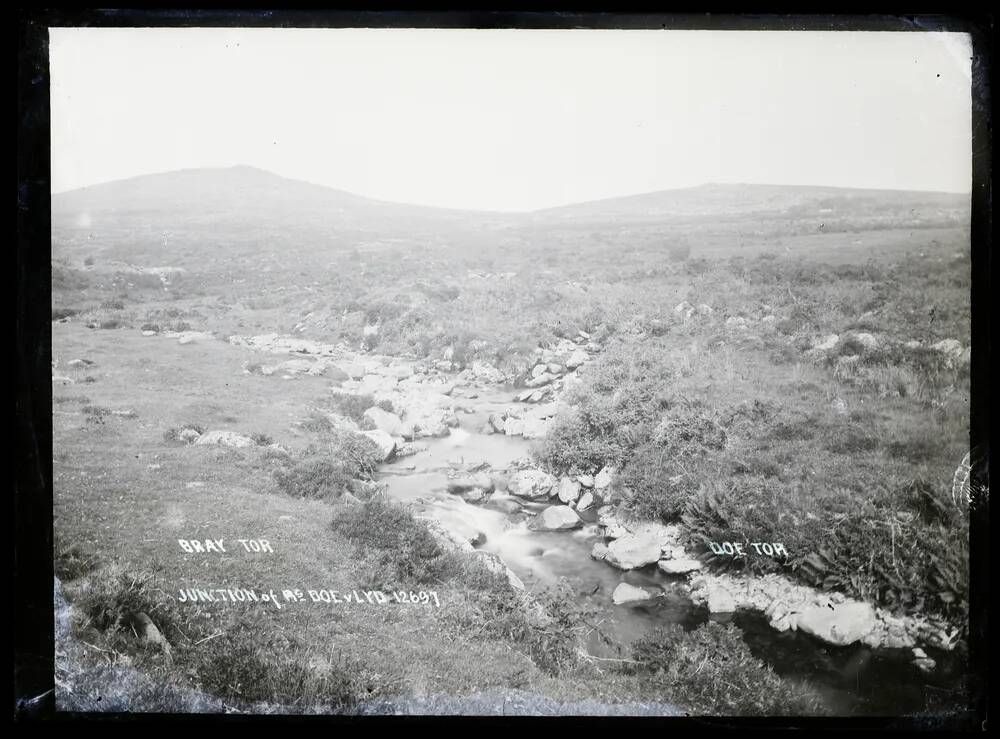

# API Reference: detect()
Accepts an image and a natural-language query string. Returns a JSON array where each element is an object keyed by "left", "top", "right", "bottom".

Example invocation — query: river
[{"left": 377, "top": 384, "right": 965, "bottom": 716}]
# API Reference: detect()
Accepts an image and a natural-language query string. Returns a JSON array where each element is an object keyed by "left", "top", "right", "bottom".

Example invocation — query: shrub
[
  {"left": 75, "top": 567, "right": 182, "bottom": 656},
  {"left": 330, "top": 501, "right": 449, "bottom": 586},
  {"left": 250, "top": 432, "right": 274, "bottom": 447},
  {"left": 273, "top": 457, "right": 352, "bottom": 501},
  {"left": 100, "top": 299, "right": 125, "bottom": 311},
  {"left": 327, "top": 392, "right": 379, "bottom": 423},
  {"left": 99, "top": 319, "right": 123, "bottom": 330},
  {"left": 55, "top": 540, "right": 99, "bottom": 581},
  {"left": 625, "top": 621, "right": 828, "bottom": 715},
  {"left": 52, "top": 307, "right": 79, "bottom": 320},
  {"left": 194, "top": 623, "right": 373, "bottom": 709}
]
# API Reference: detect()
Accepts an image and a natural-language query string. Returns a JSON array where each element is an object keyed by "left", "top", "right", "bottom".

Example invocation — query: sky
[{"left": 49, "top": 27, "right": 973, "bottom": 212}]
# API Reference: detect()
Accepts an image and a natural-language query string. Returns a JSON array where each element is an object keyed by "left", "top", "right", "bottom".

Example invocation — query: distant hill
[
  {"left": 51, "top": 167, "right": 970, "bottom": 267},
  {"left": 527, "top": 183, "right": 970, "bottom": 226},
  {"left": 52, "top": 165, "right": 503, "bottom": 234}
]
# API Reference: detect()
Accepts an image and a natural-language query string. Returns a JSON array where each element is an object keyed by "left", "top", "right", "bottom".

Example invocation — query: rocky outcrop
[{"left": 688, "top": 571, "right": 961, "bottom": 651}]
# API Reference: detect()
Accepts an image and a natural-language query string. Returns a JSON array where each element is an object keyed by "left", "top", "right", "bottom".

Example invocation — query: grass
[
  {"left": 623, "top": 621, "right": 829, "bottom": 715},
  {"left": 50, "top": 205, "right": 970, "bottom": 714}
]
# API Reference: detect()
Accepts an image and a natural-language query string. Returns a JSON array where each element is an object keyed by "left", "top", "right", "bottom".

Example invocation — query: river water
[{"left": 378, "top": 385, "right": 965, "bottom": 716}]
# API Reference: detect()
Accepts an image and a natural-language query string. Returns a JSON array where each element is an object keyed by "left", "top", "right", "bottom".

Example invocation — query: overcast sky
[{"left": 49, "top": 27, "right": 972, "bottom": 212}]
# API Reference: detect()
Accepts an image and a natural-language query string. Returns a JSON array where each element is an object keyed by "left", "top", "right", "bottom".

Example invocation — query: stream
[{"left": 377, "top": 384, "right": 966, "bottom": 716}]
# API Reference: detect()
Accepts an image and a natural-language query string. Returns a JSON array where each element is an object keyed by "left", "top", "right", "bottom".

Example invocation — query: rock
[
  {"left": 612, "top": 583, "right": 653, "bottom": 605},
  {"left": 576, "top": 491, "right": 595, "bottom": 511},
  {"left": 904, "top": 340, "right": 922, "bottom": 350},
  {"left": 485, "top": 496, "right": 522, "bottom": 515},
  {"left": 546, "top": 363, "right": 564, "bottom": 375},
  {"left": 434, "top": 360, "right": 454, "bottom": 372},
  {"left": 516, "top": 389, "right": 535, "bottom": 402},
  {"left": 133, "top": 612, "right": 171, "bottom": 655},
  {"left": 557, "top": 478, "right": 581, "bottom": 504},
  {"left": 462, "top": 489, "right": 488, "bottom": 504},
  {"left": 394, "top": 441, "right": 427, "bottom": 457},
  {"left": 530, "top": 364, "right": 547, "bottom": 378},
  {"left": 194, "top": 430, "right": 255, "bottom": 449},
  {"left": 914, "top": 656, "right": 937, "bottom": 674},
  {"left": 340, "top": 362, "right": 368, "bottom": 380},
  {"left": 797, "top": 601, "right": 877, "bottom": 647},
  {"left": 696, "top": 303, "right": 714, "bottom": 316},
  {"left": 565, "top": 350, "right": 588, "bottom": 370},
  {"left": 363, "top": 406, "right": 403, "bottom": 436},
  {"left": 931, "top": 338, "right": 963, "bottom": 359},
  {"left": 141, "top": 330, "right": 156, "bottom": 337},
  {"left": 488, "top": 413, "right": 506, "bottom": 434},
  {"left": 525, "top": 372, "right": 555, "bottom": 388},
  {"left": 475, "top": 550, "right": 524, "bottom": 590},
  {"left": 705, "top": 584, "right": 738, "bottom": 613},
  {"left": 846, "top": 331, "right": 878, "bottom": 352},
  {"left": 528, "top": 505, "right": 582, "bottom": 531},
  {"left": 658, "top": 558, "right": 702, "bottom": 574},
  {"left": 178, "top": 428, "right": 201, "bottom": 444},
  {"left": 604, "top": 534, "right": 663, "bottom": 570},
  {"left": 185, "top": 481, "right": 205, "bottom": 489},
  {"left": 178, "top": 335, "right": 195, "bottom": 345},
  {"left": 361, "top": 430, "right": 396, "bottom": 462},
  {"left": 590, "top": 544, "right": 610, "bottom": 563},
  {"left": 594, "top": 466, "right": 614, "bottom": 489},
  {"left": 811, "top": 334, "right": 840, "bottom": 352},
  {"left": 527, "top": 388, "right": 552, "bottom": 403},
  {"left": 508, "top": 470, "right": 557, "bottom": 500},
  {"left": 577, "top": 474, "right": 595, "bottom": 488},
  {"left": 725, "top": 316, "right": 748, "bottom": 329},
  {"left": 447, "top": 472, "right": 494, "bottom": 494}
]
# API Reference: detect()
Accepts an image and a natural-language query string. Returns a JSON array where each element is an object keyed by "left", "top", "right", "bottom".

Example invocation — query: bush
[
  {"left": 52, "top": 307, "right": 78, "bottom": 320},
  {"left": 55, "top": 540, "right": 99, "bottom": 581},
  {"left": 194, "top": 623, "right": 371, "bottom": 709},
  {"left": 250, "top": 432, "right": 274, "bottom": 447},
  {"left": 625, "top": 621, "right": 828, "bottom": 715},
  {"left": 273, "top": 457, "right": 353, "bottom": 501},
  {"left": 327, "top": 392, "right": 379, "bottom": 423}
]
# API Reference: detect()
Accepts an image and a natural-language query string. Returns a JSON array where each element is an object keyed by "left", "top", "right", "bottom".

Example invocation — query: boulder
[
  {"left": 194, "top": 430, "right": 255, "bottom": 449},
  {"left": 612, "top": 583, "right": 654, "bottom": 605},
  {"left": 488, "top": 412, "right": 507, "bottom": 434},
  {"left": 604, "top": 534, "right": 663, "bottom": 570},
  {"left": 447, "top": 472, "right": 494, "bottom": 494},
  {"left": 528, "top": 505, "right": 582, "bottom": 531},
  {"left": 565, "top": 350, "right": 588, "bottom": 370},
  {"left": 363, "top": 406, "right": 404, "bottom": 436},
  {"left": 475, "top": 550, "right": 524, "bottom": 590},
  {"left": 525, "top": 372, "right": 555, "bottom": 388},
  {"left": 811, "top": 334, "right": 840, "bottom": 352},
  {"left": 361, "top": 430, "right": 396, "bottom": 462},
  {"left": 591, "top": 542, "right": 609, "bottom": 561},
  {"left": 485, "top": 496, "right": 523, "bottom": 515},
  {"left": 507, "top": 469, "right": 557, "bottom": 500},
  {"left": 394, "top": 441, "right": 427, "bottom": 457},
  {"left": 339, "top": 361, "right": 368, "bottom": 379},
  {"left": 846, "top": 331, "right": 878, "bottom": 352},
  {"left": 658, "top": 558, "right": 702, "bottom": 574},
  {"left": 178, "top": 428, "right": 202, "bottom": 444},
  {"left": 546, "top": 363, "right": 564, "bottom": 375},
  {"left": 797, "top": 601, "right": 877, "bottom": 647},
  {"left": 557, "top": 478, "right": 581, "bottom": 504},
  {"left": 576, "top": 491, "right": 595, "bottom": 511},
  {"left": 577, "top": 474, "right": 595, "bottom": 488},
  {"left": 594, "top": 466, "right": 615, "bottom": 489},
  {"left": 705, "top": 584, "right": 738, "bottom": 613}
]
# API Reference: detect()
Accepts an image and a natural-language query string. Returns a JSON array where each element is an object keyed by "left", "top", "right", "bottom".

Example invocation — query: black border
[{"left": 16, "top": 8, "right": 992, "bottom": 729}]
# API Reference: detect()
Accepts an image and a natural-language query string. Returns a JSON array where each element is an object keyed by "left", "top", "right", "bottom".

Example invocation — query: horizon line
[{"left": 51, "top": 164, "right": 973, "bottom": 214}]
